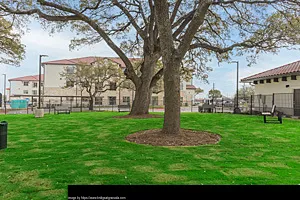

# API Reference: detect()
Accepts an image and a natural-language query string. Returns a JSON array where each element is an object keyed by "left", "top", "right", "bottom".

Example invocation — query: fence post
[
  {"left": 49, "top": 99, "right": 51, "bottom": 114},
  {"left": 27, "top": 101, "right": 29, "bottom": 114},
  {"left": 80, "top": 97, "right": 83, "bottom": 112},
  {"left": 250, "top": 95, "right": 253, "bottom": 115},
  {"left": 152, "top": 101, "right": 154, "bottom": 112},
  {"left": 222, "top": 98, "right": 224, "bottom": 113},
  {"left": 60, "top": 97, "right": 62, "bottom": 106},
  {"left": 191, "top": 101, "right": 193, "bottom": 112},
  {"left": 31, "top": 96, "right": 34, "bottom": 111},
  {"left": 70, "top": 99, "right": 73, "bottom": 112},
  {"left": 272, "top": 93, "right": 275, "bottom": 106}
]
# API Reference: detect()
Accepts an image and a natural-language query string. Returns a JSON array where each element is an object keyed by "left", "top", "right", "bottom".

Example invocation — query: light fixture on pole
[
  {"left": 2, "top": 74, "right": 6, "bottom": 113},
  {"left": 230, "top": 61, "right": 241, "bottom": 114},
  {"left": 39, "top": 55, "right": 48, "bottom": 109}
]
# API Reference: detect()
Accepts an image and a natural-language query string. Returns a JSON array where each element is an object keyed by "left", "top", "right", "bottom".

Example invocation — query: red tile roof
[
  {"left": 42, "top": 56, "right": 141, "bottom": 68},
  {"left": 186, "top": 85, "right": 196, "bottom": 90},
  {"left": 8, "top": 75, "right": 44, "bottom": 82},
  {"left": 241, "top": 60, "right": 300, "bottom": 82}
]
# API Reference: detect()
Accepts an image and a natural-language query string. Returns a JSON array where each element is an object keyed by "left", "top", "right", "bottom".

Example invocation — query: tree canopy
[
  {"left": 153, "top": 0, "right": 300, "bottom": 134},
  {"left": 60, "top": 58, "right": 123, "bottom": 110},
  {"left": 208, "top": 89, "right": 222, "bottom": 99},
  {"left": 0, "top": 16, "right": 25, "bottom": 66}
]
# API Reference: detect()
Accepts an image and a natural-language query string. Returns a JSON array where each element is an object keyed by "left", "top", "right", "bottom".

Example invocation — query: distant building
[
  {"left": 9, "top": 56, "right": 197, "bottom": 107},
  {"left": 241, "top": 60, "right": 300, "bottom": 116},
  {"left": 8, "top": 75, "right": 44, "bottom": 104}
]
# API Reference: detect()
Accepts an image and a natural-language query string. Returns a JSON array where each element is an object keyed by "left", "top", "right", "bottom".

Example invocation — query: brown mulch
[
  {"left": 126, "top": 129, "right": 221, "bottom": 147},
  {"left": 114, "top": 114, "right": 163, "bottom": 119}
]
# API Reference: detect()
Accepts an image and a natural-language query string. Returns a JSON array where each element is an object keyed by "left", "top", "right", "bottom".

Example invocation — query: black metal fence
[
  {"left": 250, "top": 93, "right": 295, "bottom": 116},
  {"left": 1, "top": 93, "right": 299, "bottom": 116}
]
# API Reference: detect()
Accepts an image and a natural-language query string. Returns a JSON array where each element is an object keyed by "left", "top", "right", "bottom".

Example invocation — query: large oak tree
[
  {"left": 0, "top": 0, "right": 209, "bottom": 116},
  {"left": 3, "top": 1, "right": 300, "bottom": 134},
  {"left": 154, "top": 0, "right": 300, "bottom": 134}
]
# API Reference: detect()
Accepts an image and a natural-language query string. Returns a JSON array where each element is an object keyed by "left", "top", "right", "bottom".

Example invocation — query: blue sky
[{"left": 1, "top": 22, "right": 300, "bottom": 98}]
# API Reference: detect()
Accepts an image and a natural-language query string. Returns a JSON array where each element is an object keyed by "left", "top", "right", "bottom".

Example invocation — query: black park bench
[
  {"left": 262, "top": 105, "right": 282, "bottom": 124},
  {"left": 118, "top": 104, "right": 131, "bottom": 112},
  {"left": 54, "top": 106, "right": 71, "bottom": 114}
]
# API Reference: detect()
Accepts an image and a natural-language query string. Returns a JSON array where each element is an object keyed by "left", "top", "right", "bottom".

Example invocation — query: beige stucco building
[
  {"left": 9, "top": 56, "right": 197, "bottom": 107},
  {"left": 241, "top": 60, "right": 300, "bottom": 116}
]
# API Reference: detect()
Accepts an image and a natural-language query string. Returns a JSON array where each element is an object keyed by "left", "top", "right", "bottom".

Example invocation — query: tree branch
[
  {"left": 112, "top": 0, "right": 147, "bottom": 40},
  {"left": 170, "top": 0, "right": 183, "bottom": 24},
  {"left": 177, "top": 0, "right": 211, "bottom": 59}
]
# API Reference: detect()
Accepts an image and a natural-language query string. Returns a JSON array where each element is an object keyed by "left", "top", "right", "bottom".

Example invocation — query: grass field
[{"left": 0, "top": 112, "right": 300, "bottom": 199}]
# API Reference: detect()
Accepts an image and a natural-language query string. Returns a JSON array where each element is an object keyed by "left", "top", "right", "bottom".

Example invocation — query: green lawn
[{"left": 1, "top": 112, "right": 300, "bottom": 199}]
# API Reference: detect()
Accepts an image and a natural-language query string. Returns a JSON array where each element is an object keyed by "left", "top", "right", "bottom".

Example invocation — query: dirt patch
[
  {"left": 126, "top": 129, "right": 221, "bottom": 146},
  {"left": 114, "top": 114, "right": 162, "bottom": 119}
]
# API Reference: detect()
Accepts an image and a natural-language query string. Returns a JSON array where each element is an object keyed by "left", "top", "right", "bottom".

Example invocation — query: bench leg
[
  {"left": 263, "top": 115, "right": 266, "bottom": 123},
  {"left": 279, "top": 117, "right": 282, "bottom": 124}
]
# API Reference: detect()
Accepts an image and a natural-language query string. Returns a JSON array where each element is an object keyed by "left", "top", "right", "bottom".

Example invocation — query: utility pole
[
  {"left": 2, "top": 74, "right": 6, "bottom": 113},
  {"left": 230, "top": 61, "right": 241, "bottom": 114},
  {"left": 39, "top": 55, "right": 48, "bottom": 109}
]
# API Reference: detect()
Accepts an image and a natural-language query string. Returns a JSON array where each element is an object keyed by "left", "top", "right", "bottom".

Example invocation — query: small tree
[
  {"left": 195, "top": 88, "right": 204, "bottom": 96},
  {"left": 208, "top": 89, "right": 222, "bottom": 99},
  {"left": 0, "top": 16, "right": 25, "bottom": 66},
  {"left": 236, "top": 85, "right": 255, "bottom": 99},
  {"left": 61, "top": 58, "right": 123, "bottom": 110}
]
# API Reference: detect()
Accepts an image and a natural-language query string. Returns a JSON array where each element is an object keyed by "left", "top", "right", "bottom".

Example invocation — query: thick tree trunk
[
  {"left": 129, "top": 56, "right": 156, "bottom": 115},
  {"left": 162, "top": 60, "right": 181, "bottom": 134},
  {"left": 89, "top": 96, "right": 94, "bottom": 111},
  {"left": 129, "top": 83, "right": 152, "bottom": 115}
]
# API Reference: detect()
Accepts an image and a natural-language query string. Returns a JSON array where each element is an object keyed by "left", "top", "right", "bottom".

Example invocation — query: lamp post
[
  {"left": 39, "top": 55, "right": 48, "bottom": 109},
  {"left": 231, "top": 61, "right": 241, "bottom": 114},
  {"left": 2, "top": 74, "right": 6, "bottom": 113}
]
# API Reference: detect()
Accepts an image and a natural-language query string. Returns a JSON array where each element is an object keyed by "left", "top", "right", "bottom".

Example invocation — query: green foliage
[
  {"left": 60, "top": 58, "right": 123, "bottom": 97},
  {"left": 0, "top": 17, "right": 25, "bottom": 66},
  {"left": 208, "top": 89, "right": 222, "bottom": 98},
  {"left": 195, "top": 88, "right": 204, "bottom": 95},
  {"left": 236, "top": 85, "right": 255, "bottom": 99}
]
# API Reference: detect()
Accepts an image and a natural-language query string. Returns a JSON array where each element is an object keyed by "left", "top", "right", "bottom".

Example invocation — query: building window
[
  {"left": 33, "top": 98, "right": 37, "bottom": 103},
  {"left": 109, "top": 96, "right": 116, "bottom": 105},
  {"left": 253, "top": 81, "right": 258, "bottom": 84},
  {"left": 291, "top": 75, "right": 297, "bottom": 80},
  {"left": 23, "top": 82, "right": 29, "bottom": 86},
  {"left": 274, "top": 78, "right": 279, "bottom": 82},
  {"left": 109, "top": 82, "right": 117, "bottom": 90},
  {"left": 282, "top": 77, "right": 287, "bottom": 81},
  {"left": 259, "top": 80, "right": 264, "bottom": 84},
  {"left": 66, "top": 80, "right": 74, "bottom": 87},
  {"left": 95, "top": 97, "right": 103, "bottom": 105},
  {"left": 32, "top": 90, "right": 37, "bottom": 95},
  {"left": 122, "top": 96, "right": 130, "bottom": 105},
  {"left": 66, "top": 66, "right": 75, "bottom": 74},
  {"left": 151, "top": 96, "right": 158, "bottom": 106},
  {"left": 33, "top": 82, "right": 38, "bottom": 88},
  {"left": 23, "top": 90, "right": 28, "bottom": 94},
  {"left": 266, "top": 79, "right": 271, "bottom": 83}
]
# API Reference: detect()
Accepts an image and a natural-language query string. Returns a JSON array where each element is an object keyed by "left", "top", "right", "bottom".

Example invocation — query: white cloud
[{"left": 0, "top": 23, "right": 118, "bottom": 91}]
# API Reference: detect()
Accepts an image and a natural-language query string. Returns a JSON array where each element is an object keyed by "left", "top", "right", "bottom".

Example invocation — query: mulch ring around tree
[
  {"left": 126, "top": 129, "right": 221, "bottom": 147},
  {"left": 114, "top": 114, "right": 163, "bottom": 119}
]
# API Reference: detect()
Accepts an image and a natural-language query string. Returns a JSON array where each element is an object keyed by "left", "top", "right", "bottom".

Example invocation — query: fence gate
[{"left": 294, "top": 89, "right": 300, "bottom": 116}]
